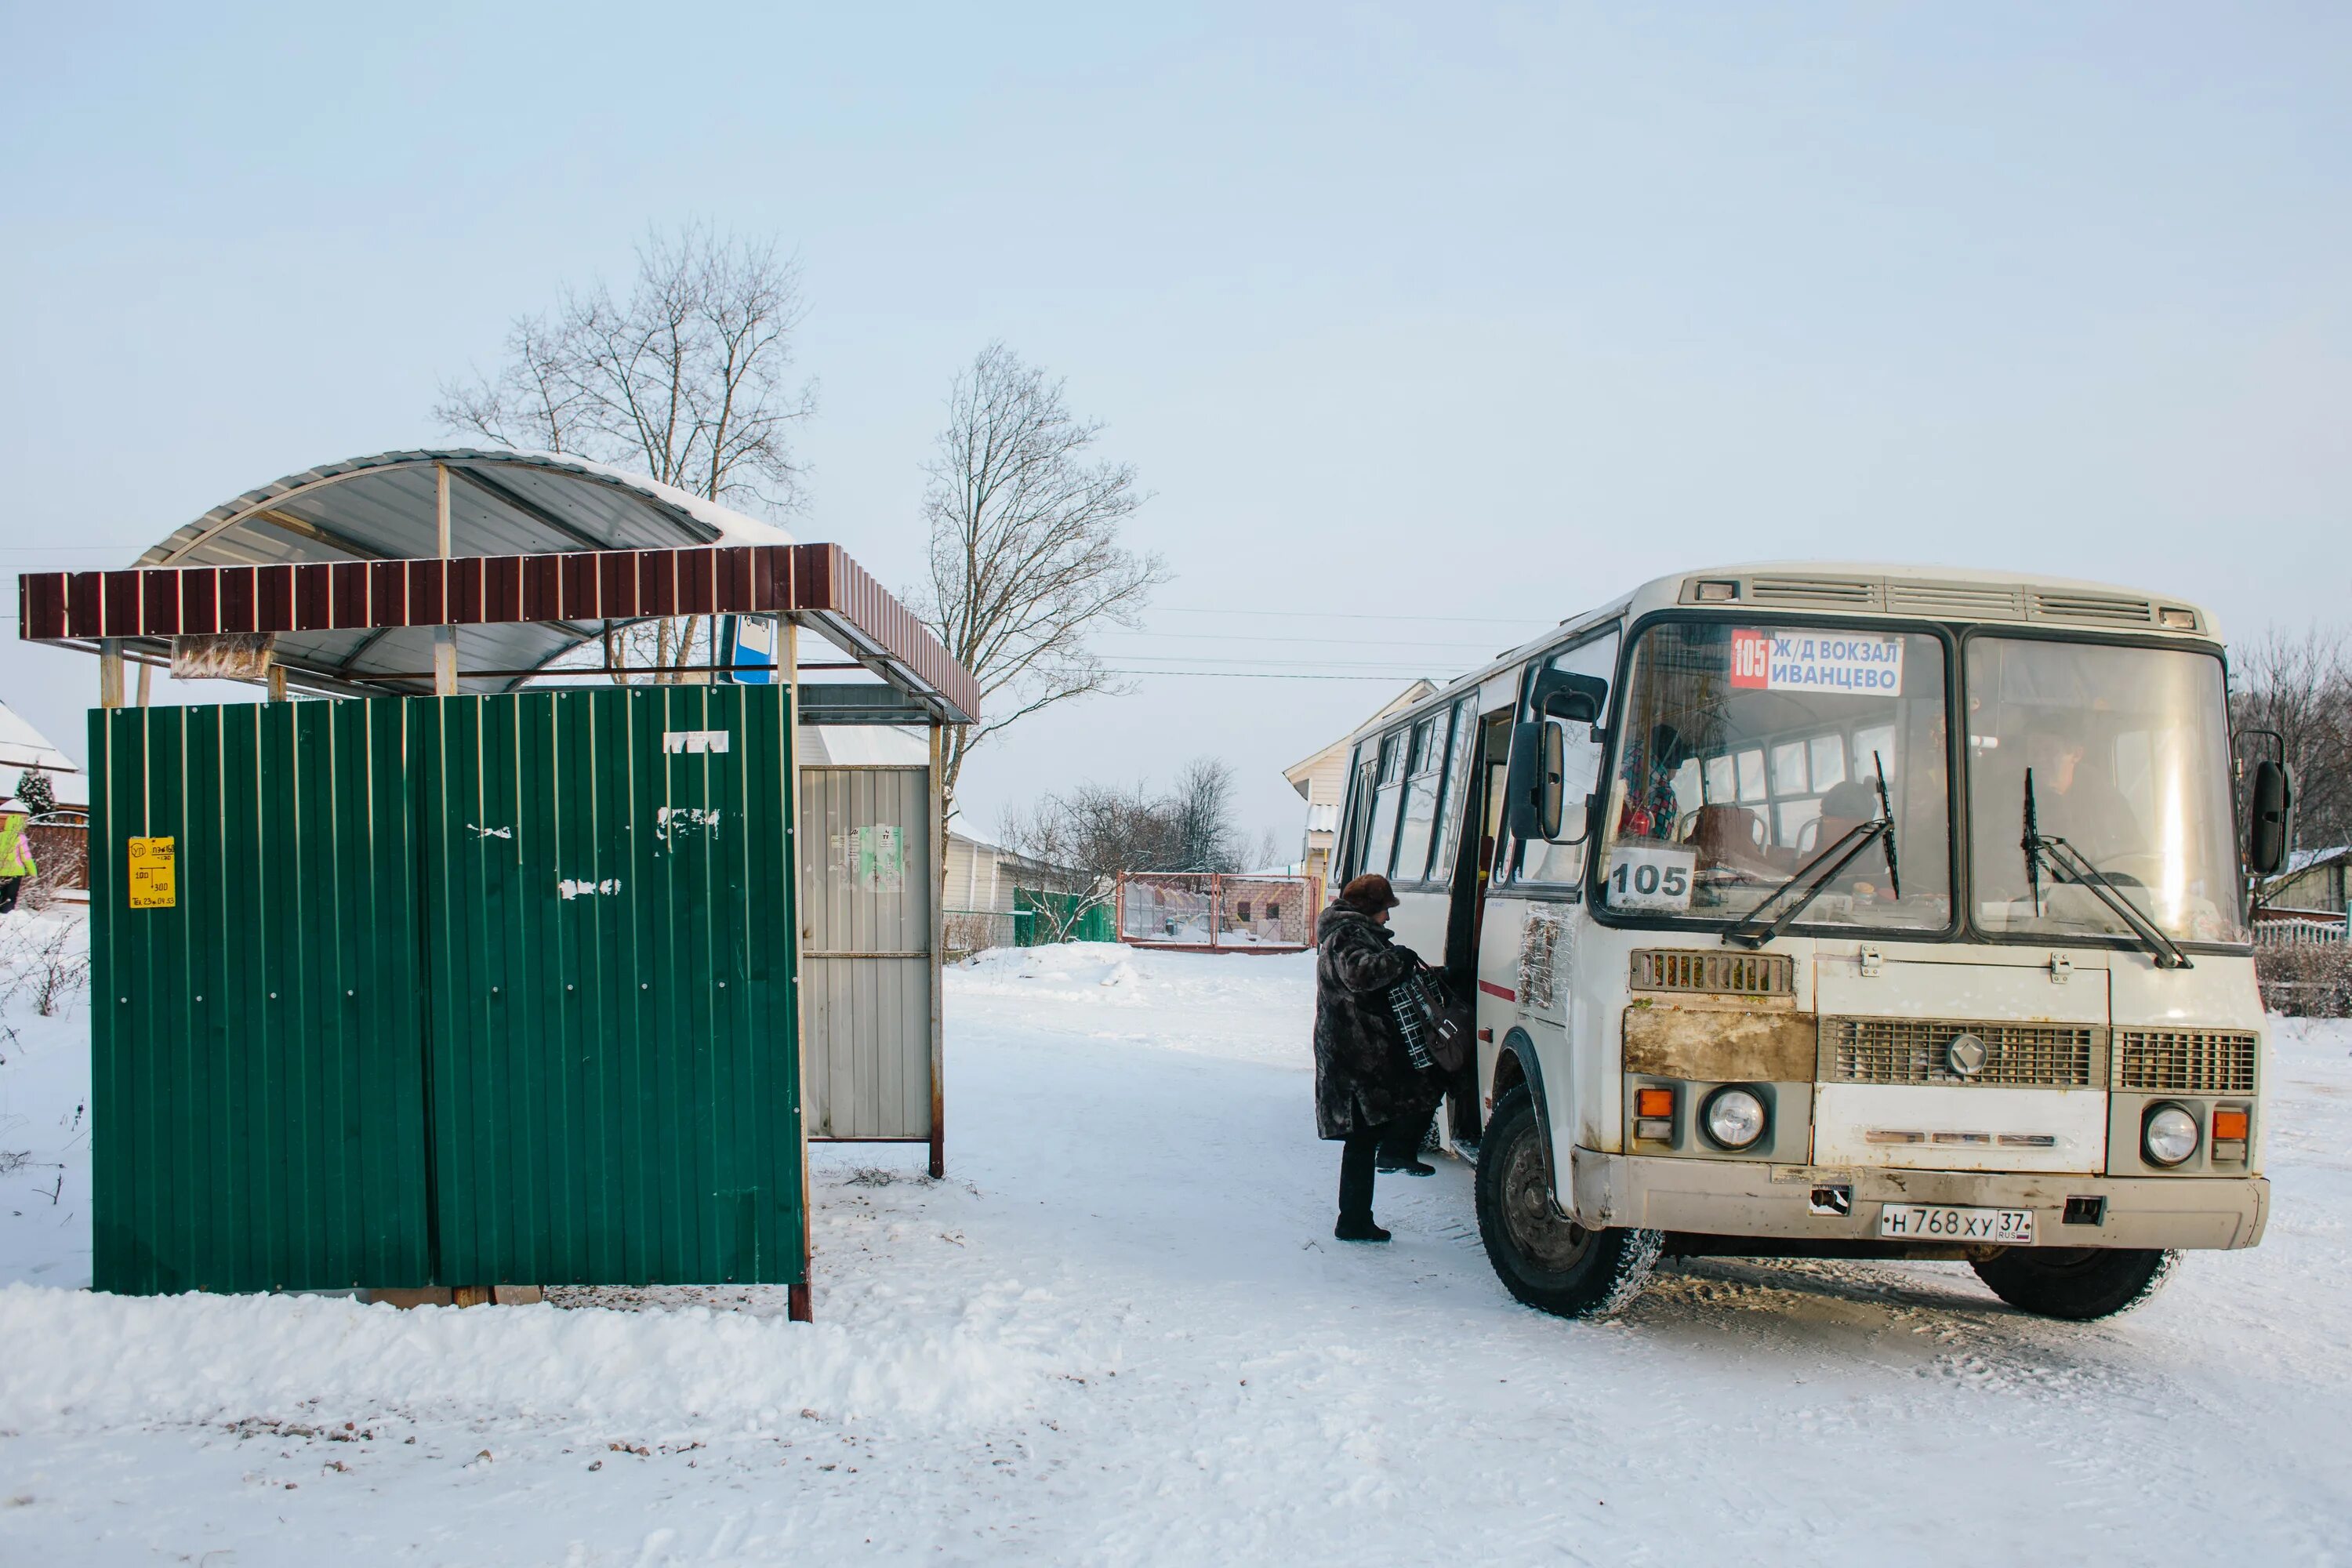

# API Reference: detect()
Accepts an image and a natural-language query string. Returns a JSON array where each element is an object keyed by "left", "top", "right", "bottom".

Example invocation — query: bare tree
[
  {"left": 2230, "top": 626, "right": 2352, "bottom": 877},
  {"left": 1001, "top": 757, "right": 1248, "bottom": 886},
  {"left": 435, "top": 224, "right": 816, "bottom": 681},
  {"left": 1164, "top": 757, "right": 1243, "bottom": 873},
  {"left": 916, "top": 343, "right": 1166, "bottom": 811}
]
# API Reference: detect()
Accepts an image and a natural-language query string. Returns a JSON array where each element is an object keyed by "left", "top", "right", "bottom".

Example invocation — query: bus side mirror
[
  {"left": 1506, "top": 721, "right": 1595, "bottom": 847},
  {"left": 2249, "top": 759, "right": 2292, "bottom": 877},
  {"left": 1505, "top": 722, "right": 1562, "bottom": 844}
]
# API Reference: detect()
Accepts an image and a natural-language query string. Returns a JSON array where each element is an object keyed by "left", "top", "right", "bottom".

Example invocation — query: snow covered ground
[{"left": 2, "top": 924, "right": 2350, "bottom": 1565}]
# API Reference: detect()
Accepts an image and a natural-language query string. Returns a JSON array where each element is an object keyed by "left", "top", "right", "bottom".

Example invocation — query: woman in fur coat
[{"left": 1313, "top": 873, "right": 1435, "bottom": 1242}]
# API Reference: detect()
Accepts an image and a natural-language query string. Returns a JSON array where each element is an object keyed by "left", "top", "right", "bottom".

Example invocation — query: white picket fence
[{"left": 2255, "top": 916, "right": 2350, "bottom": 949}]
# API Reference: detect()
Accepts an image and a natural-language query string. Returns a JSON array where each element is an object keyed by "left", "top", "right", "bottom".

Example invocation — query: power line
[
  {"left": 1105, "top": 669, "right": 1436, "bottom": 681},
  {"left": 1103, "top": 630, "right": 1508, "bottom": 649},
  {"left": 1103, "top": 654, "right": 1450, "bottom": 671},
  {"left": 1152, "top": 605, "right": 1548, "bottom": 626}
]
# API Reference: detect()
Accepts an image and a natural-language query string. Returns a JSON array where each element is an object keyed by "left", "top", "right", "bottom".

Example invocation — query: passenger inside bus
[{"left": 1613, "top": 724, "right": 1690, "bottom": 840}]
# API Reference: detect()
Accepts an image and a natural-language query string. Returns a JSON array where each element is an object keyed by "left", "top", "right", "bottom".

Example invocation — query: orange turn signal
[
  {"left": 2212, "top": 1109, "right": 2249, "bottom": 1142},
  {"left": 1635, "top": 1087, "right": 1675, "bottom": 1120}
]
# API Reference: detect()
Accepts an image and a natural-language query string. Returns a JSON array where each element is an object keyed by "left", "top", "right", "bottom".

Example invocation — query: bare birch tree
[
  {"left": 434, "top": 224, "right": 816, "bottom": 681},
  {"left": 916, "top": 343, "right": 1166, "bottom": 810},
  {"left": 2230, "top": 625, "right": 2352, "bottom": 876}
]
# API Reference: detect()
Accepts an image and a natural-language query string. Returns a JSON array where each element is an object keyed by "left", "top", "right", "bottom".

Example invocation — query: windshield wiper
[
  {"left": 1726, "top": 753, "right": 1902, "bottom": 950},
  {"left": 2021, "top": 768, "right": 2191, "bottom": 970}
]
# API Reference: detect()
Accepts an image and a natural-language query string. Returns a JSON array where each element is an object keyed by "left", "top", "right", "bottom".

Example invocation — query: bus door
[{"left": 1436, "top": 711, "right": 1514, "bottom": 1142}]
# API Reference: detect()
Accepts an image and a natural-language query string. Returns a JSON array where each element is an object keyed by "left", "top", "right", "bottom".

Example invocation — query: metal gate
[
  {"left": 798, "top": 763, "right": 940, "bottom": 1160},
  {"left": 89, "top": 686, "right": 804, "bottom": 1295}
]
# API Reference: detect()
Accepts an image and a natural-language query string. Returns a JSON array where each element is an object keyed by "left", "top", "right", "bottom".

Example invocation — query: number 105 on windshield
[{"left": 1607, "top": 845, "right": 1695, "bottom": 911}]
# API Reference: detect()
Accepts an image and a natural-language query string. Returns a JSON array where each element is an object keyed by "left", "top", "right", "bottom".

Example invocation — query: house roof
[
  {"left": 0, "top": 699, "right": 85, "bottom": 811},
  {"left": 2274, "top": 844, "right": 2352, "bottom": 880},
  {"left": 1283, "top": 679, "right": 1438, "bottom": 794}
]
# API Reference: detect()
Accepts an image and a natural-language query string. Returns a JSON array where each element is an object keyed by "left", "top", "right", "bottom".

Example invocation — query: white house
[{"left": 0, "top": 699, "right": 87, "bottom": 812}]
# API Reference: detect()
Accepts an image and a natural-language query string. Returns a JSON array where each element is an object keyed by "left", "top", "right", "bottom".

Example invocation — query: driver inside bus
[
  {"left": 2024, "top": 717, "right": 2143, "bottom": 870},
  {"left": 1794, "top": 780, "right": 1886, "bottom": 895}
]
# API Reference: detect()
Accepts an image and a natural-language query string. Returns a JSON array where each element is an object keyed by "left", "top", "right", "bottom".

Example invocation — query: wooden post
[
  {"left": 136, "top": 659, "right": 153, "bottom": 709},
  {"left": 98, "top": 639, "right": 125, "bottom": 710},
  {"left": 785, "top": 618, "right": 814, "bottom": 1324},
  {"left": 927, "top": 722, "right": 946, "bottom": 1179},
  {"left": 433, "top": 463, "right": 458, "bottom": 696},
  {"left": 266, "top": 665, "right": 287, "bottom": 702}
]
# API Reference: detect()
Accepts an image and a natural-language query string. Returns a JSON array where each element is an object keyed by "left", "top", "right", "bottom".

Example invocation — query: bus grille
[
  {"left": 2114, "top": 1030, "right": 2258, "bottom": 1094},
  {"left": 1629, "top": 949, "right": 1794, "bottom": 996},
  {"left": 1823, "top": 1018, "right": 2100, "bottom": 1087}
]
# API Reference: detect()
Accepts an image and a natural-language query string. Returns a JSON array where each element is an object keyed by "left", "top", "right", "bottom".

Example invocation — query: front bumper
[{"left": 1566, "top": 1147, "right": 2270, "bottom": 1251}]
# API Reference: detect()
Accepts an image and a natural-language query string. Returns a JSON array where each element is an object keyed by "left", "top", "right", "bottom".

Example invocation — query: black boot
[
  {"left": 1377, "top": 1102, "right": 1438, "bottom": 1175},
  {"left": 1334, "top": 1215, "right": 1392, "bottom": 1243}
]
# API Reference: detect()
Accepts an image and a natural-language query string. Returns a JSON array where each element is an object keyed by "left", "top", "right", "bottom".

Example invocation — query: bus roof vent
[
  {"left": 1885, "top": 579, "right": 2027, "bottom": 620},
  {"left": 2027, "top": 590, "right": 2156, "bottom": 627},
  {"left": 1745, "top": 574, "right": 1882, "bottom": 610}
]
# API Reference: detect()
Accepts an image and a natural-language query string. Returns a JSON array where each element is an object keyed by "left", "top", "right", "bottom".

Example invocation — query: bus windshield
[
  {"left": 1596, "top": 621, "right": 1953, "bottom": 931},
  {"left": 1966, "top": 637, "right": 2247, "bottom": 945}
]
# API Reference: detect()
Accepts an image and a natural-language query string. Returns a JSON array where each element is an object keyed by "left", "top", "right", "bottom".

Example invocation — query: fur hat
[{"left": 1338, "top": 873, "right": 1400, "bottom": 913}]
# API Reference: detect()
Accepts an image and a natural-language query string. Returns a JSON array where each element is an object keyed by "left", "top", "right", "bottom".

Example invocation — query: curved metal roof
[{"left": 132, "top": 448, "right": 793, "bottom": 695}]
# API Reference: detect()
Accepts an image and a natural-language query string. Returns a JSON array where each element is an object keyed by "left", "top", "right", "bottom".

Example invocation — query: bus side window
[
  {"left": 1365, "top": 730, "right": 1408, "bottom": 877},
  {"left": 1518, "top": 627, "right": 1621, "bottom": 885},
  {"left": 1334, "top": 741, "right": 1377, "bottom": 882},
  {"left": 1424, "top": 696, "right": 1479, "bottom": 888}
]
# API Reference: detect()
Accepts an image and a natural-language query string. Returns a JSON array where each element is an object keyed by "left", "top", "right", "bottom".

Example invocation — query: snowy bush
[
  {"left": 2257, "top": 941, "right": 2352, "bottom": 1018},
  {"left": 0, "top": 914, "right": 88, "bottom": 1018}
]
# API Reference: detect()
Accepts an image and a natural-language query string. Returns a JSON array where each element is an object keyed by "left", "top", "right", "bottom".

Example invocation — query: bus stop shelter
[{"left": 16, "top": 449, "right": 979, "bottom": 1319}]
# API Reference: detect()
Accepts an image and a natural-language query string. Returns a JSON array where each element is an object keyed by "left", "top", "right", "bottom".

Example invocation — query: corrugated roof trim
[{"left": 20, "top": 543, "right": 978, "bottom": 724}]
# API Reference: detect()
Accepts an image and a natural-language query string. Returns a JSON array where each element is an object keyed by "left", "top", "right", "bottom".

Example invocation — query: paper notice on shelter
[
  {"left": 833, "top": 826, "right": 905, "bottom": 892},
  {"left": 662, "top": 729, "right": 731, "bottom": 754},
  {"left": 127, "top": 837, "right": 175, "bottom": 908},
  {"left": 1730, "top": 629, "right": 1904, "bottom": 696}
]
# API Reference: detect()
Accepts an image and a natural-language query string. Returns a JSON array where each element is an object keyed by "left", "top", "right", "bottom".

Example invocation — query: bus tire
[
  {"left": 1475, "top": 1083, "right": 1661, "bottom": 1319},
  {"left": 1969, "top": 1247, "right": 2182, "bottom": 1321}
]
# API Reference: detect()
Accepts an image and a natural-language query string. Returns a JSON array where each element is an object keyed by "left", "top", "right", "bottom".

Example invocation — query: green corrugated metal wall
[
  {"left": 1014, "top": 887, "right": 1114, "bottom": 946},
  {"left": 90, "top": 687, "right": 802, "bottom": 1296},
  {"left": 90, "top": 700, "right": 432, "bottom": 1294}
]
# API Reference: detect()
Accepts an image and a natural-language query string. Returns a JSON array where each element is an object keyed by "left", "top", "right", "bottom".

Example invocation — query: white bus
[{"left": 1329, "top": 564, "right": 2291, "bottom": 1321}]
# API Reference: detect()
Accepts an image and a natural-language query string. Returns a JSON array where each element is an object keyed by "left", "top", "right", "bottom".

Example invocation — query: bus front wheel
[
  {"left": 1475, "top": 1083, "right": 1662, "bottom": 1319},
  {"left": 1969, "top": 1247, "right": 2182, "bottom": 1321}
]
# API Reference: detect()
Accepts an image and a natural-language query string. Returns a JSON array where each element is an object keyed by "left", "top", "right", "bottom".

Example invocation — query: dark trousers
[
  {"left": 1379, "top": 1070, "right": 1450, "bottom": 1165},
  {"left": 1338, "top": 1122, "right": 1394, "bottom": 1224},
  {"left": 0, "top": 877, "right": 20, "bottom": 914}
]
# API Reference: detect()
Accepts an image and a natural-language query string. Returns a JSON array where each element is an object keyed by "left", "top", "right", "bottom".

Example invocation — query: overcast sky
[{"left": 2, "top": 3, "right": 2345, "bottom": 848}]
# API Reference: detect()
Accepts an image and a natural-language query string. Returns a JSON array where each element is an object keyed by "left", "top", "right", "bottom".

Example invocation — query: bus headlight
[
  {"left": 1702, "top": 1086, "right": 1768, "bottom": 1152},
  {"left": 2142, "top": 1103, "right": 2200, "bottom": 1167}
]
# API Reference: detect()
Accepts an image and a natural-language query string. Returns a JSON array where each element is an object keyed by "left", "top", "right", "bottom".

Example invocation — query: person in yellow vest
[{"left": 0, "top": 804, "right": 36, "bottom": 913}]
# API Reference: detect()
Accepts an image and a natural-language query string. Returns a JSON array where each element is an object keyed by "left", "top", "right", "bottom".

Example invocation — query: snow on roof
[
  {"left": 138, "top": 447, "right": 792, "bottom": 571},
  {"left": 799, "top": 724, "right": 928, "bottom": 768},
  {"left": 2278, "top": 845, "right": 2352, "bottom": 877}
]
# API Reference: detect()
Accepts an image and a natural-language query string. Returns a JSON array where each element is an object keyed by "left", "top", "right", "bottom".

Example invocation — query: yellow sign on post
[{"left": 127, "top": 837, "right": 176, "bottom": 909}]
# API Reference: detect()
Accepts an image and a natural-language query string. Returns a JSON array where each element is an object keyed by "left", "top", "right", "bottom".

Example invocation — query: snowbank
[
  {"left": 0, "top": 1283, "right": 1044, "bottom": 1434},
  {"left": 953, "top": 941, "right": 1315, "bottom": 1068}
]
